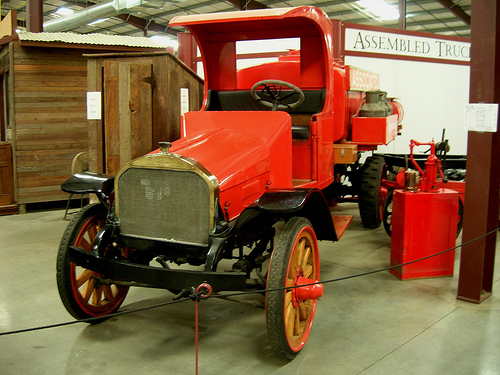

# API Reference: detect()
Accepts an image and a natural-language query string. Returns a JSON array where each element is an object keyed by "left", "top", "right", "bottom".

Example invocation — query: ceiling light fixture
[
  {"left": 87, "top": 18, "right": 110, "bottom": 26},
  {"left": 150, "top": 35, "right": 179, "bottom": 49},
  {"left": 357, "top": 0, "right": 400, "bottom": 21},
  {"left": 55, "top": 7, "right": 74, "bottom": 16}
]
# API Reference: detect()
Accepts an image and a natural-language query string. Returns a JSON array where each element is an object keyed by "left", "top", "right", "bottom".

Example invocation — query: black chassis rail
[
  {"left": 68, "top": 246, "right": 247, "bottom": 293},
  {"left": 379, "top": 153, "right": 467, "bottom": 170}
]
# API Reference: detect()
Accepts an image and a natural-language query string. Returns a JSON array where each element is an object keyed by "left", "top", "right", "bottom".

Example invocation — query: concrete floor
[{"left": 0, "top": 203, "right": 499, "bottom": 375}]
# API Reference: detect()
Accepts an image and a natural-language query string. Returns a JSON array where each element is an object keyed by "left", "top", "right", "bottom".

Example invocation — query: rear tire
[
  {"left": 382, "top": 189, "right": 394, "bottom": 236},
  {"left": 456, "top": 197, "right": 464, "bottom": 237},
  {"left": 359, "top": 156, "right": 387, "bottom": 228}
]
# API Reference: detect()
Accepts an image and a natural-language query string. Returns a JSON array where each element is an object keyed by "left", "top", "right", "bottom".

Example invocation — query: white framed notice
[
  {"left": 180, "top": 88, "right": 189, "bottom": 116},
  {"left": 87, "top": 92, "right": 102, "bottom": 120},
  {"left": 465, "top": 104, "right": 499, "bottom": 133}
]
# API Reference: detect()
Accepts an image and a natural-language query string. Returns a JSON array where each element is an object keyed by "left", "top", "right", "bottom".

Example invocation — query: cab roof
[
  {"left": 169, "top": 6, "right": 333, "bottom": 42},
  {"left": 170, "top": 6, "right": 334, "bottom": 92}
]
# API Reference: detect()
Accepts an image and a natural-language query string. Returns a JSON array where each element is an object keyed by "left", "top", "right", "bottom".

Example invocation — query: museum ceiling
[{"left": 0, "top": 0, "right": 471, "bottom": 42}]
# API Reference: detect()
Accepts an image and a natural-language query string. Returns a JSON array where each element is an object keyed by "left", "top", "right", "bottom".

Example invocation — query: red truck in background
[{"left": 57, "top": 6, "right": 403, "bottom": 360}]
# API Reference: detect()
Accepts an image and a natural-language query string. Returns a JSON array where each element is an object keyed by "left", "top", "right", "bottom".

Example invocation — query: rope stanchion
[
  {"left": 0, "top": 227, "right": 498, "bottom": 338},
  {"left": 195, "top": 297, "right": 199, "bottom": 375},
  {"left": 192, "top": 283, "right": 212, "bottom": 375},
  {"left": 0, "top": 297, "right": 192, "bottom": 337}
]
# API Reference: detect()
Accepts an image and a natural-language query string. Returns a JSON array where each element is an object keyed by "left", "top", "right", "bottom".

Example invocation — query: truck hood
[{"left": 169, "top": 111, "right": 293, "bottom": 192}]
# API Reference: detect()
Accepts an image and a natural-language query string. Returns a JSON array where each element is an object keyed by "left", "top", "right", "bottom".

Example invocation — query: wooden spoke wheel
[
  {"left": 56, "top": 203, "right": 129, "bottom": 320},
  {"left": 266, "top": 217, "right": 321, "bottom": 360}
]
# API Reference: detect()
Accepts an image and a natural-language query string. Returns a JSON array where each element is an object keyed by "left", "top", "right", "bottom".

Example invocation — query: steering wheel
[{"left": 251, "top": 80, "right": 305, "bottom": 111}]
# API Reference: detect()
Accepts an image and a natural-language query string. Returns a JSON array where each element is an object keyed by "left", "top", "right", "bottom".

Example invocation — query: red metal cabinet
[{"left": 390, "top": 189, "right": 459, "bottom": 279}]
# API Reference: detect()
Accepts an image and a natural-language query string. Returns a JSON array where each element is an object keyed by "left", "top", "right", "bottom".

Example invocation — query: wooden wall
[
  {"left": 12, "top": 44, "right": 88, "bottom": 204},
  {"left": 87, "top": 52, "right": 204, "bottom": 175},
  {"left": 0, "top": 45, "right": 202, "bottom": 206},
  {"left": 0, "top": 142, "right": 17, "bottom": 214}
]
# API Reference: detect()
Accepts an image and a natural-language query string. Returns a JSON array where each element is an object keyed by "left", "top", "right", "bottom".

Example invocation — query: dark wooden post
[
  {"left": 457, "top": 0, "right": 500, "bottom": 303},
  {"left": 26, "top": 0, "right": 43, "bottom": 33},
  {"left": 398, "top": 0, "right": 406, "bottom": 30}
]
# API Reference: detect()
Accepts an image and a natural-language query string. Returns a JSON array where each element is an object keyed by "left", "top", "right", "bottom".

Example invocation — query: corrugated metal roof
[{"left": 17, "top": 31, "right": 168, "bottom": 48}]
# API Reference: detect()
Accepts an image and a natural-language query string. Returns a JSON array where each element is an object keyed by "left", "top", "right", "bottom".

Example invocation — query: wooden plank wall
[
  {"left": 87, "top": 57, "right": 104, "bottom": 174},
  {"left": 0, "top": 142, "right": 15, "bottom": 208},
  {"left": 87, "top": 53, "right": 204, "bottom": 175},
  {"left": 12, "top": 43, "right": 88, "bottom": 204},
  {"left": 152, "top": 53, "right": 204, "bottom": 144},
  {"left": 0, "top": 45, "right": 10, "bottom": 72},
  {"left": 104, "top": 61, "right": 153, "bottom": 174}
]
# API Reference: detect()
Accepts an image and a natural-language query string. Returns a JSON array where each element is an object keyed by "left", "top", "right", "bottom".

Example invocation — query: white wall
[
  {"left": 196, "top": 38, "right": 300, "bottom": 78},
  {"left": 345, "top": 55, "right": 470, "bottom": 155}
]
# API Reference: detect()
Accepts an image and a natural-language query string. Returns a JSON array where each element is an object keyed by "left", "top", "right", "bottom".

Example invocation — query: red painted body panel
[
  {"left": 292, "top": 139, "right": 312, "bottom": 181},
  {"left": 237, "top": 59, "right": 301, "bottom": 89},
  {"left": 172, "top": 111, "right": 293, "bottom": 220},
  {"left": 332, "top": 67, "right": 347, "bottom": 142}
]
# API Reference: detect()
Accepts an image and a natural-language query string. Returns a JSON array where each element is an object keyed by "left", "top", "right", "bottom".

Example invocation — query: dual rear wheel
[{"left": 359, "top": 155, "right": 388, "bottom": 229}]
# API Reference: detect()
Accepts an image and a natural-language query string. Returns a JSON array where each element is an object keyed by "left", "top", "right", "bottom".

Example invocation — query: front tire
[
  {"left": 266, "top": 217, "right": 320, "bottom": 360},
  {"left": 56, "top": 203, "right": 129, "bottom": 320}
]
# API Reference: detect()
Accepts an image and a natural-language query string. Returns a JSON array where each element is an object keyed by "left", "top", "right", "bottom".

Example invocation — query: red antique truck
[{"left": 57, "top": 6, "right": 402, "bottom": 360}]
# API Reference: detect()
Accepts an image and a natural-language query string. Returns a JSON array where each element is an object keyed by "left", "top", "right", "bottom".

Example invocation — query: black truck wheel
[
  {"left": 56, "top": 203, "right": 130, "bottom": 320},
  {"left": 359, "top": 155, "right": 388, "bottom": 228},
  {"left": 266, "top": 217, "right": 321, "bottom": 360},
  {"left": 457, "top": 197, "right": 464, "bottom": 237},
  {"left": 382, "top": 188, "right": 394, "bottom": 236}
]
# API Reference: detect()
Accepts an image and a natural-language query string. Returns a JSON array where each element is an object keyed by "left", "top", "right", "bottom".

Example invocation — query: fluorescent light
[
  {"left": 55, "top": 7, "right": 74, "bottom": 16},
  {"left": 150, "top": 35, "right": 179, "bottom": 50},
  {"left": 358, "top": 0, "right": 400, "bottom": 20},
  {"left": 87, "top": 18, "right": 110, "bottom": 26}
]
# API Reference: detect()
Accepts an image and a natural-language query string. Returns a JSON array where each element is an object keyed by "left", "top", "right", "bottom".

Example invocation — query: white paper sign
[
  {"left": 87, "top": 92, "right": 102, "bottom": 120},
  {"left": 180, "top": 88, "right": 189, "bottom": 116},
  {"left": 465, "top": 104, "right": 499, "bottom": 132}
]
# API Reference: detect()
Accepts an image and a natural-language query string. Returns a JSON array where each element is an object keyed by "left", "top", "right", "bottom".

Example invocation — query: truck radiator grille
[{"left": 117, "top": 168, "right": 211, "bottom": 246}]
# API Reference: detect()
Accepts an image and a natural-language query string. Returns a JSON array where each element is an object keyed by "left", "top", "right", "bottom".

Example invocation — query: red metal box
[
  {"left": 390, "top": 188, "right": 459, "bottom": 279},
  {"left": 351, "top": 114, "right": 398, "bottom": 145}
]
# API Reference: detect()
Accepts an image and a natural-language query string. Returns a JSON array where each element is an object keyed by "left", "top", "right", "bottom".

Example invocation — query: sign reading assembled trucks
[{"left": 345, "top": 27, "right": 470, "bottom": 63}]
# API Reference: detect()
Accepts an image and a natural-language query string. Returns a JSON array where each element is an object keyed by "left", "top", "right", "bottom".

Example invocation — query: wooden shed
[
  {"left": 0, "top": 11, "right": 201, "bottom": 213},
  {"left": 86, "top": 52, "right": 204, "bottom": 175}
]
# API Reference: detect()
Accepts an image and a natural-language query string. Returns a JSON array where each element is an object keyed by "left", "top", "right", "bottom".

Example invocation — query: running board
[{"left": 331, "top": 215, "right": 353, "bottom": 240}]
